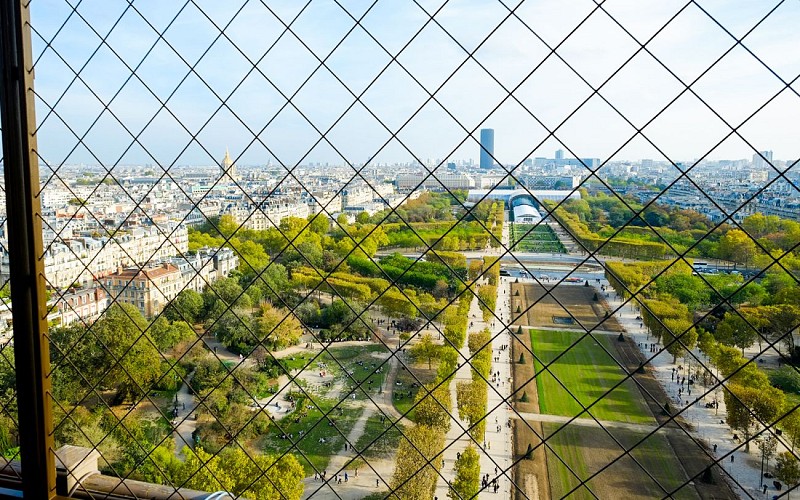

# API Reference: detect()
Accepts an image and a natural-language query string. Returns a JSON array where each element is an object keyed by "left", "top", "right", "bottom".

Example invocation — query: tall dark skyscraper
[{"left": 480, "top": 128, "right": 495, "bottom": 169}]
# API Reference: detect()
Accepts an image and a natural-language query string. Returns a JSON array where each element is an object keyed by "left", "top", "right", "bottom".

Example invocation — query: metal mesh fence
[
  {"left": 0, "top": 0, "right": 798, "bottom": 498},
  {"left": 0, "top": 118, "right": 22, "bottom": 479}
]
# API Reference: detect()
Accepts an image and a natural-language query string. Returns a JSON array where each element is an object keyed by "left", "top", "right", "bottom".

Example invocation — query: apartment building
[
  {"left": 104, "top": 263, "right": 184, "bottom": 317},
  {"left": 48, "top": 286, "right": 109, "bottom": 328},
  {"left": 103, "top": 247, "right": 238, "bottom": 317},
  {"left": 0, "top": 223, "right": 189, "bottom": 289}
]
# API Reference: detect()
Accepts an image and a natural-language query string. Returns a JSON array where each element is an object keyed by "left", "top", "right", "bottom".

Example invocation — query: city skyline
[{"left": 30, "top": 0, "right": 800, "bottom": 167}]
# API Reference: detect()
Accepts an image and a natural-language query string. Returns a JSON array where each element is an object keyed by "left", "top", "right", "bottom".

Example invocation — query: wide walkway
[
  {"left": 604, "top": 283, "right": 782, "bottom": 499},
  {"left": 480, "top": 277, "right": 514, "bottom": 497},
  {"left": 433, "top": 212, "right": 515, "bottom": 498}
]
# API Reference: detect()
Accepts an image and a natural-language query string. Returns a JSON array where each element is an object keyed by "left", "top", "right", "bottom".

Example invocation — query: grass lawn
[
  {"left": 511, "top": 223, "right": 565, "bottom": 253},
  {"left": 261, "top": 396, "right": 364, "bottom": 475},
  {"left": 278, "top": 344, "right": 390, "bottom": 400},
  {"left": 544, "top": 423, "right": 699, "bottom": 499},
  {"left": 530, "top": 329, "right": 653, "bottom": 424},
  {"left": 354, "top": 414, "right": 403, "bottom": 458},
  {"left": 278, "top": 350, "right": 316, "bottom": 371},
  {"left": 392, "top": 361, "right": 437, "bottom": 421},
  {"left": 333, "top": 345, "right": 391, "bottom": 401}
]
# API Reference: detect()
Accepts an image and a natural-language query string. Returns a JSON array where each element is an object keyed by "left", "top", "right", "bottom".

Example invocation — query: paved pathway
[
  {"left": 512, "top": 411, "right": 660, "bottom": 434},
  {"left": 298, "top": 352, "right": 408, "bottom": 499},
  {"left": 604, "top": 283, "right": 784, "bottom": 499},
  {"left": 479, "top": 277, "right": 514, "bottom": 498},
  {"left": 172, "top": 369, "right": 197, "bottom": 458}
]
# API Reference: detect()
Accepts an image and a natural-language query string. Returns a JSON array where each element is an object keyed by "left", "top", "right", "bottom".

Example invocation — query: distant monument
[{"left": 221, "top": 147, "right": 237, "bottom": 183}]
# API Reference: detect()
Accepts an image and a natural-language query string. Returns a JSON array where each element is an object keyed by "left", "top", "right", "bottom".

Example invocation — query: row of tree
[
  {"left": 605, "top": 257, "right": 800, "bottom": 485},
  {"left": 391, "top": 294, "right": 472, "bottom": 497}
]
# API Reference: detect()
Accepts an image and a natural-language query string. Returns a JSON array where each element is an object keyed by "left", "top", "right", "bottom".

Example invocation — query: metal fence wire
[{"left": 0, "top": 0, "right": 798, "bottom": 499}]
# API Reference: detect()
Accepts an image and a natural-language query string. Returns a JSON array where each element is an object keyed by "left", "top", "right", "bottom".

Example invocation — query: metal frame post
[{"left": 0, "top": 0, "right": 56, "bottom": 498}]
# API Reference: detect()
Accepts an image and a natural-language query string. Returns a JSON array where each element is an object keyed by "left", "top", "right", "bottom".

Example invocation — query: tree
[
  {"left": 217, "top": 214, "right": 240, "bottom": 239},
  {"left": 319, "top": 299, "right": 371, "bottom": 340},
  {"left": 163, "top": 289, "right": 204, "bottom": 323},
  {"left": 356, "top": 211, "right": 370, "bottom": 224},
  {"left": 655, "top": 274, "right": 709, "bottom": 309},
  {"left": 232, "top": 238, "right": 269, "bottom": 273},
  {"left": 91, "top": 303, "right": 163, "bottom": 401},
  {"left": 477, "top": 285, "right": 497, "bottom": 322},
  {"left": 205, "top": 277, "right": 244, "bottom": 307},
  {"left": 718, "top": 229, "right": 758, "bottom": 266},
  {"left": 209, "top": 309, "right": 254, "bottom": 353},
  {"left": 432, "top": 279, "right": 449, "bottom": 299},
  {"left": 410, "top": 334, "right": 439, "bottom": 370},
  {"left": 775, "top": 452, "right": 800, "bottom": 496},
  {"left": 179, "top": 447, "right": 304, "bottom": 499},
  {"left": 758, "top": 435, "right": 778, "bottom": 482},
  {"left": 662, "top": 317, "right": 698, "bottom": 363},
  {"left": 457, "top": 380, "right": 487, "bottom": 440},
  {"left": 54, "top": 407, "right": 122, "bottom": 468},
  {"left": 308, "top": 213, "right": 329, "bottom": 234},
  {"left": 390, "top": 425, "right": 445, "bottom": 499},
  {"left": 414, "top": 384, "right": 451, "bottom": 431},
  {"left": 769, "top": 367, "right": 800, "bottom": 394},
  {"left": 449, "top": 446, "right": 480, "bottom": 500},
  {"left": 762, "top": 305, "right": 800, "bottom": 356},
  {"left": 725, "top": 384, "right": 785, "bottom": 452},
  {"left": 715, "top": 312, "right": 759, "bottom": 354},
  {"left": 149, "top": 316, "right": 195, "bottom": 352},
  {"left": 252, "top": 262, "right": 290, "bottom": 302},
  {"left": 252, "top": 303, "right": 302, "bottom": 350},
  {"left": 783, "top": 406, "right": 800, "bottom": 452}
]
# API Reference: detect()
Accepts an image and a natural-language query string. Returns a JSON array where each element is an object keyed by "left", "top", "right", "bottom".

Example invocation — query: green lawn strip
[
  {"left": 544, "top": 423, "right": 698, "bottom": 500},
  {"left": 530, "top": 329, "right": 653, "bottom": 424},
  {"left": 354, "top": 414, "right": 404, "bottom": 458},
  {"left": 599, "top": 429, "right": 701, "bottom": 500},
  {"left": 510, "top": 224, "right": 565, "bottom": 253},
  {"left": 278, "top": 351, "right": 315, "bottom": 371},
  {"left": 544, "top": 423, "right": 592, "bottom": 500},
  {"left": 262, "top": 396, "right": 365, "bottom": 475}
]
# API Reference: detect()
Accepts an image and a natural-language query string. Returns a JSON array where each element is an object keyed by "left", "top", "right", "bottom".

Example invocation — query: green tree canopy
[
  {"left": 449, "top": 446, "right": 480, "bottom": 500},
  {"left": 91, "top": 303, "right": 163, "bottom": 401},
  {"left": 163, "top": 288, "right": 204, "bottom": 324}
]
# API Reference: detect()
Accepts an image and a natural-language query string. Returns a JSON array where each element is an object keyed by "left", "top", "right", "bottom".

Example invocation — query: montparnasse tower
[{"left": 221, "top": 147, "right": 237, "bottom": 183}]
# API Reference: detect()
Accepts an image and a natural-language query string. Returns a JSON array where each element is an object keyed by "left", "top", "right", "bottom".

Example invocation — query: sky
[{"left": 28, "top": 0, "right": 800, "bottom": 169}]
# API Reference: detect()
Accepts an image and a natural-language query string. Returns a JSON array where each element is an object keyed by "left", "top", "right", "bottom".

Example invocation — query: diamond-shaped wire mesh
[{"left": 0, "top": 0, "right": 798, "bottom": 498}]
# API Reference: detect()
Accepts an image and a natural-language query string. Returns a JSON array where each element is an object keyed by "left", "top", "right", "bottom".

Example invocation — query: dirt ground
[
  {"left": 510, "top": 312, "right": 551, "bottom": 500},
  {"left": 511, "top": 283, "right": 623, "bottom": 332},
  {"left": 543, "top": 423, "right": 700, "bottom": 500}
]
